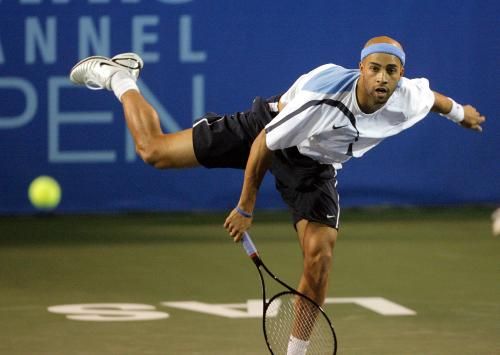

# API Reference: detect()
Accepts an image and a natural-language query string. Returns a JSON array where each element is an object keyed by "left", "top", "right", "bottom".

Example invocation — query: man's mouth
[
  {"left": 375, "top": 87, "right": 388, "bottom": 94},
  {"left": 374, "top": 87, "right": 389, "bottom": 99}
]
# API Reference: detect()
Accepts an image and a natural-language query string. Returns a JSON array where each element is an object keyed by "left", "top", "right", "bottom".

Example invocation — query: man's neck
[{"left": 355, "top": 80, "right": 382, "bottom": 114}]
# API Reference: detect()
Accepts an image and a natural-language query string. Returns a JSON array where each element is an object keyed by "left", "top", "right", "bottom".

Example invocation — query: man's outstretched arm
[
  {"left": 224, "top": 129, "right": 273, "bottom": 242},
  {"left": 432, "top": 91, "right": 486, "bottom": 132}
]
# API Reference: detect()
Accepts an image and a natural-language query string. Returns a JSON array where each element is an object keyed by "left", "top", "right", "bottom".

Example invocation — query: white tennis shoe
[
  {"left": 111, "top": 52, "right": 143, "bottom": 80},
  {"left": 69, "top": 53, "right": 144, "bottom": 90}
]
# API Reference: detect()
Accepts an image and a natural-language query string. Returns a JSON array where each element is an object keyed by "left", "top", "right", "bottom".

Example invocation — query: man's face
[{"left": 358, "top": 53, "right": 404, "bottom": 107}]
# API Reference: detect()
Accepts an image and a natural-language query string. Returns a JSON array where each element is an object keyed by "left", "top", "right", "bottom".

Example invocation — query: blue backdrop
[{"left": 0, "top": 0, "right": 498, "bottom": 214}]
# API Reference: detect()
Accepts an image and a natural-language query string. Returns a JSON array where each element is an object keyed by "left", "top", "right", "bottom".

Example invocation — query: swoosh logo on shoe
[{"left": 99, "top": 62, "right": 115, "bottom": 68}]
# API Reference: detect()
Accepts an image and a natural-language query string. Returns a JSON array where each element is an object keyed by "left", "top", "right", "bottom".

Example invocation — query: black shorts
[
  {"left": 192, "top": 96, "right": 275, "bottom": 169},
  {"left": 192, "top": 96, "right": 340, "bottom": 229}
]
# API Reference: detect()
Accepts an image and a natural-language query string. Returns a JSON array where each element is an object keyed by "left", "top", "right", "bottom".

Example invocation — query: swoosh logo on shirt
[{"left": 332, "top": 124, "right": 348, "bottom": 130}]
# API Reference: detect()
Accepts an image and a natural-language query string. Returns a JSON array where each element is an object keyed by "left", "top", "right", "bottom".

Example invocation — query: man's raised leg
[
  {"left": 70, "top": 53, "right": 200, "bottom": 170},
  {"left": 120, "top": 90, "right": 199, "bottom": 169}
]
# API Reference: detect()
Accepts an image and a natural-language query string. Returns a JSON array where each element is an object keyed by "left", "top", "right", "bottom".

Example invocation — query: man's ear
[{"left": 400, "top": 66, "right": 405, "bottom": 77}]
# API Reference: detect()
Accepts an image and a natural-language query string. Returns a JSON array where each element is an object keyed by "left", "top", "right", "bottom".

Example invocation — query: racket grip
[{"left": 241, "top": 232, "right": 259, "bottom": 257}]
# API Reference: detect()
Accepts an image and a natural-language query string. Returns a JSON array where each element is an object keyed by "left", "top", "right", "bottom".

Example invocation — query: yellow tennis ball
[{"left": 28, "top": 176, "right": 62, "bottom": 210}]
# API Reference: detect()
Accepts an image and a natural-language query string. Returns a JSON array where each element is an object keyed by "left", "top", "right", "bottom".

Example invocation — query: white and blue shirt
[{"left": 265, "top": 64, "right": 435, "bottom": 169}]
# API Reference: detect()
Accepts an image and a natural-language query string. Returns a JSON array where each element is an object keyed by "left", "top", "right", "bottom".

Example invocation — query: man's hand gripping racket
[{"left": 241, "top": 232, "right": 338, "bottom": 355}]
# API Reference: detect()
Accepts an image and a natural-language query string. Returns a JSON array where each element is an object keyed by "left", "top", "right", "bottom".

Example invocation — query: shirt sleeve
[
  {"left": 279, "top": 74, "right": 309, "bottom": 106},
  {"left": 381, "top": 77, "right": 435, "bottom": 135},
  {"left": 265, "top": 64, "right": 344, "bottom": 150},
  {"left": 280, "top": 64, "right": 338, "bottom": 106},
  {"left": 265, "top": 90, "right": 333, "bottom": 151},
  {"left": 401, "top": 78, "right": 435, "bottom": 121}
]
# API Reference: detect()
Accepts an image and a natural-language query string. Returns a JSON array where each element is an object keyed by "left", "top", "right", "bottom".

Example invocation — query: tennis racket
[{"left": 241, "top": 232, "right": 337, "bottom": 354}]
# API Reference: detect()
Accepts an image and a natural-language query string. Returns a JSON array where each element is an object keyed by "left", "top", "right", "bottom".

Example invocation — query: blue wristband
[{"left": 236, "top": 206, "right": 253, "bottom": 218}]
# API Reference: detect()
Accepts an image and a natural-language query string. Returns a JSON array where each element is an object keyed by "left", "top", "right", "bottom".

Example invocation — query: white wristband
[{"left": 440, "top": 98, "right": 464, "bottom": 124}]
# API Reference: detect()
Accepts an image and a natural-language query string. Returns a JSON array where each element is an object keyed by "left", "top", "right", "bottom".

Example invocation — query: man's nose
[{"left": 376, "top": 71, "right": 388, "bottom": 83}]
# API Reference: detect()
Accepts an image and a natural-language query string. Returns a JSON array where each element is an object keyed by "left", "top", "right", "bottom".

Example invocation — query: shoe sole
[{"left": 111, "top": 53, "right": 144, "bottom": 70}]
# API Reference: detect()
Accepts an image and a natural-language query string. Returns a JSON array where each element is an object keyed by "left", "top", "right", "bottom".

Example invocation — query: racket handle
[{"left": 241, "top": 232, "right": 259, "bottom": 258}]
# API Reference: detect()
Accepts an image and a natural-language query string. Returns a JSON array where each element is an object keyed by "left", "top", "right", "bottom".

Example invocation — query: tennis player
[{"left": 70, "top": 36, "right": 485, "bottom": 354}]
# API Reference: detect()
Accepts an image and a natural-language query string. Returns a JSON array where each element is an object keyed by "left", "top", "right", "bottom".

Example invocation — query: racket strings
[{"left": 265, "top": 293, "right": 335, "bottom": 354}]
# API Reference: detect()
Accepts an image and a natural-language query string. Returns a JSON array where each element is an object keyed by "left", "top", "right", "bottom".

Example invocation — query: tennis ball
[{"left": 28, "top": 176, "right": 62, "bottom": 210}]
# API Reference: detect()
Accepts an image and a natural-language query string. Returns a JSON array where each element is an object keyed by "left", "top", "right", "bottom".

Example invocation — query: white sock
[
  {"left": 287, "top": 335, "right": 310, "bottom": 355},
  {"left": 110, "top": 70, "right": 139, "bottom": 101}
]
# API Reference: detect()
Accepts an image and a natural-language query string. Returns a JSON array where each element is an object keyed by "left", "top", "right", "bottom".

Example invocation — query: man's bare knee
[
  {"left": 137, "top": 130, "right": 199, "bottom": 169},
  {"left": 303, "top": 248, "right": 333, "bottom": 286},
  {"left": 299, "top": 222, "right": 337, "bottom": 295},
  {"left": 136, "top": 138, "right": 167, "bottom": 168}
]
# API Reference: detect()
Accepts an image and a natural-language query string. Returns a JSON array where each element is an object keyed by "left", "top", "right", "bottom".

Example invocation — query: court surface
[{"left": 1, "top": 208, "right": 499, "bottom": 354}]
